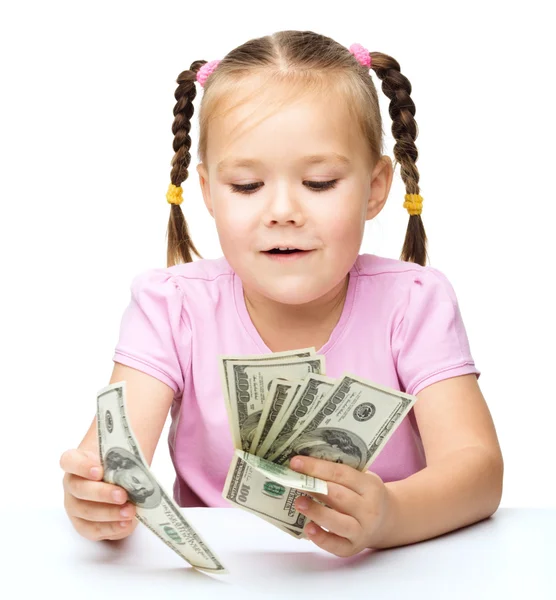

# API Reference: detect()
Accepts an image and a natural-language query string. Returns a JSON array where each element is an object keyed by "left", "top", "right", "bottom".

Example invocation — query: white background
[{"left": 1, "top": 1, "right": 554, "bottom": 510}]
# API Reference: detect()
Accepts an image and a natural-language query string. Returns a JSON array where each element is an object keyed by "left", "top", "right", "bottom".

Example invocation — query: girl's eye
[{"left": 229, "top": 180, "right": 339, "bottom": 195}]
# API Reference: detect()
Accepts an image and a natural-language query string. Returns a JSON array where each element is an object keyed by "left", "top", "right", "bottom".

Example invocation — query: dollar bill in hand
[
  {"left": 219, "top": 350, "right": 419, "bottom": 540},
  {"left": 221, "top": 449, "right": 328, "bottom": 538},
  {"left": 96, "top": 381, "right": 228, "bottom": 574}
]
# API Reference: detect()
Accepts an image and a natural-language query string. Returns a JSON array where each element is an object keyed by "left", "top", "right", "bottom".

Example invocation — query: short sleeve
[
  {"left": 392, "top": 267, "right": 481, "bottom": 397},
  {"left": 112, "top": 269, "right": 190, "bottom": 397}
]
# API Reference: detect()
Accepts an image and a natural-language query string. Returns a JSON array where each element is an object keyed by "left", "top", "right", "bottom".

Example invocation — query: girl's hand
[
  {"left": 60, "top": 448, "right": 139, "bottom": 541},
  {"left": 290, "top": 455, "right": 393, "bottom": 557}
]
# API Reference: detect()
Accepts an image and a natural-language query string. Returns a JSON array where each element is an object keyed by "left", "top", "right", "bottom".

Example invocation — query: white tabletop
[{"left": 2, "top": 507, "right": 554, "bottom": 599}]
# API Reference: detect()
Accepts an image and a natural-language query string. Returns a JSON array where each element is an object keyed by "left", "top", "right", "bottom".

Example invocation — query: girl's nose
[{"left": 263, "top": 185, "right": 306, "bottom": 226}]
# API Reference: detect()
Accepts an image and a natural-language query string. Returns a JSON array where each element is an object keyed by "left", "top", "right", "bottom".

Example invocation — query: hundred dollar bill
[
  {"left": 220, "top": 354, "right": 326, "bottom": 452},
  {"left": 218, "top": 348, "right": 316, "bottom": 448},
  {"left": 96, "top": 381, "right": 228, "bottom": 574},
  {"left": 270, "top": 373, "right": 417, "bottom": 471},
  {"left": 222, "top": 450, "right": 320, "bottom": 537},
  {"left": 259, "top": 374, "right": 336, "bottom": 460},
  {"left": 249, "top": 378, "right": 303, "bottom": 455},
  {"left": 233, "top": 449, "right": 328, "bottom": 494}
]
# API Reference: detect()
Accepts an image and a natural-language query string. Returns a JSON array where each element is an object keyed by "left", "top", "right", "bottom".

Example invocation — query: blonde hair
[{"left": 166, "top": 30, "right": 428, "bottom": 267}]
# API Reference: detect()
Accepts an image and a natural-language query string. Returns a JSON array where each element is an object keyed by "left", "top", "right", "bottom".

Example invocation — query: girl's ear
[
  {"left": 196, "top": 163, "right": 214, "bottom": 217},
  {"left": 365, "top": 155, "right": 393, "bottom": 221}
]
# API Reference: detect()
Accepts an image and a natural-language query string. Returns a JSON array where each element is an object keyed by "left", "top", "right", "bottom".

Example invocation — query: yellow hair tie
[
  {"left": 166, "top": 183, "right": 183, "bottom": 206},
  {"left": 403, "top": 193, "right": 423, "bottom": 216}
]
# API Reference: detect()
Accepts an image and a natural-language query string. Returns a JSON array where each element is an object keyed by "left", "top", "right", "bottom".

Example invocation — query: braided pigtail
[
  {"left": 370, "top": 53, "right": 429, "bottom": 267},
  {"left": 165, "top": 60, "right": 207, "bottom": 267}
]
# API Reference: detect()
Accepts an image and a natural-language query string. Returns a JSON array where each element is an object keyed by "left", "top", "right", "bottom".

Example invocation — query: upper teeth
[{"left": 276, "top": 247, "right": 296, "bottom": 250}]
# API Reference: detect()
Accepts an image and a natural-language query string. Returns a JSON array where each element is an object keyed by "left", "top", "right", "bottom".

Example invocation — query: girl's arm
[
  {"left": 77, "top": 362, "right": 175, "bottom": 467},
  {"left": 375, "top": 373, "right": 504, "bottom": 549},
  {"left": 61, "top": 363, "right": 175, "bottom": 541}
]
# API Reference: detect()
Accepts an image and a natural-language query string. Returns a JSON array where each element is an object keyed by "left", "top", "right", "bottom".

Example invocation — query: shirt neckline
[{"left": 232, "top": 257, "right": 360, "bottom": 355}]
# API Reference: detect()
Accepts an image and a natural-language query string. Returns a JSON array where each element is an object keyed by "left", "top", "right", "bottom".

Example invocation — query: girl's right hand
[{"left": 60, "top": 448, "right": 139, "bottom": 541}]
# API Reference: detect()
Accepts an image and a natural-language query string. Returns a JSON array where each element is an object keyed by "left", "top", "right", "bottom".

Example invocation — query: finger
[
  {"left": 290, "top": 456, "right": 369, "bottom": 495},
  {"left": 59, "top": 448, "right": 102, "bottom": 480},
  {"left": 72, "top": 516, "right": 135, "bottom": 541},
  {"left": 64, "top": 474, "right": 128, "bottom": 505},
  {"left": 67, "top": 496, "right": 136, "bottom": 523},
  {"left": 295, "top": 494, "right": 360, "bottom": 541},
  {"left": 103, "top": 518, "right": 139, "bottom": 540},
  {"left": 303, "top": 521, "right": 357, "bottom": 558},
  {"left": 304, "top": 482, "right": 361, "bottom": 517}
]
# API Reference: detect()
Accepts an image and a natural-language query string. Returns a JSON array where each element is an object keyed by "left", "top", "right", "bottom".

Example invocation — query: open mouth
[{"left": 266, "top": 249, "right": 305, "bottom": 254}]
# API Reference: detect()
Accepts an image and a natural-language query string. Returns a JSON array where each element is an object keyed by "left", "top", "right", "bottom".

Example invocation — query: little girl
[{"left": 60, "top": 30, "right": 504, "bottom": 558}]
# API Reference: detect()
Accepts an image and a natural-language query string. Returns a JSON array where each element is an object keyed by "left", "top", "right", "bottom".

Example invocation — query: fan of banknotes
[
  {"left": 218, "top": 347, "right": 417, "bottom": 540},
  {"left": 95, "top": 346, "right": 416, "bottom": 574}
]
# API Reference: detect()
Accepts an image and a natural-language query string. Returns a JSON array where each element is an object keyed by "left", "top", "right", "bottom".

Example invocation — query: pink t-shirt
[{"left": 112, "top": 253, "right": 480, "bottom": 507}]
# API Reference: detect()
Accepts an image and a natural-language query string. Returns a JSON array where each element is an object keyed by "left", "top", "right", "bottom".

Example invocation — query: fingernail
[
  {"left": 120, "top": 521, "right": 129, "bottom": 528},
  {"left": 120, "top": 507, "right": 132, "bottom": 518},
  {"left": 306, "top": 524, "right": 317, "bottom": 536},
  {"left": 297, "top": 497, "right": 309, "bottom": 510},
  {"left": 291, "top": 457, "right": 303, "bottom": 470},
  {"left": 90, "top": 467, "right": 101, "bottom": 479}
]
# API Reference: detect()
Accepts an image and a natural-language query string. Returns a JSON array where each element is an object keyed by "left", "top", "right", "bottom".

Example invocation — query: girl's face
[{"left": 197, "top": 81, "right": 393, "bottom": 307}]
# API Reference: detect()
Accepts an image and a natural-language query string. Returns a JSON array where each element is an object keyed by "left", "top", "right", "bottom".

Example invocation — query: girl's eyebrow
[{"left": 216, "top": 152, "right": 351, "bottom": 173}]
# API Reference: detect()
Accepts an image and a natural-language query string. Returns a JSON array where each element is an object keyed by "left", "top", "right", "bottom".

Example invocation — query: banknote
[
  {"left": 234, "top": 449, "right": 328, "bottom": 494},
  {"left": 96, "top": 381, "right": 228, "bottom": 574},
  {"left": 221, "top": 450, "right": 324, "bottom": 537},
  {"left": 270, "top": 373, "right": 417, "bottom": 470},
  {"left": 249, "top": 378, "right": 303, "bottom": 455},
  {"left": 219, "top": 354, "right": 326, "bottom": 452},
  {"left": 258, "top": 374, "right": 336, "bottom": 460},
  {"left": 218, "top": 348, "right": 317, "bottom": 448}
]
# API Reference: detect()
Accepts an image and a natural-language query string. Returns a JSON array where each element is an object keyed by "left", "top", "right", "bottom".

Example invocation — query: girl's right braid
[
  {"left": 370, "top": 52, "right": 429, "bottom": 267},
  {"left": 165, "top": 60, "right": 207, "bottom": 267}
]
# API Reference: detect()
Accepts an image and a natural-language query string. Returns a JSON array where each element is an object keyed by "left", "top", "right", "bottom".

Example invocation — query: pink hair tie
[
  {"left": 349, "top": 43, "right": 371, "bottom": 68},
  {"left": 196, "top": 59, "right": 221, "bottom": 87}
]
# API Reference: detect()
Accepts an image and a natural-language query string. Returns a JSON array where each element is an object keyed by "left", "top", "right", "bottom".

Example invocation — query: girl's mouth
[
  {"left": 263, "top": 249, "right": 314, "bottom": 261},
  {"left": 266, "top": 248, "right": 303, "bottom": 254}
]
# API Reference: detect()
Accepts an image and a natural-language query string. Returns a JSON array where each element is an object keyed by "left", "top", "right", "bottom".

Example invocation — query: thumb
[{"left": 80, "top": 448, "right": 103, "bottom": 480}]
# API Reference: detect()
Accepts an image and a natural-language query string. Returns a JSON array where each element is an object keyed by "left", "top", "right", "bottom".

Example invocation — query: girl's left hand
[{"left": 290, "top": 455, "right": 394, "bottom": 557}]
